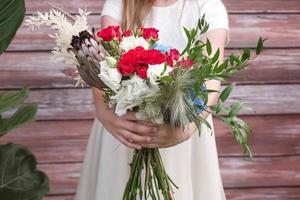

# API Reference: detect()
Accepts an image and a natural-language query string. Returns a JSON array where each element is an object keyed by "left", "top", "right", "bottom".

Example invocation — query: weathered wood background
[{"left": 1, "top": 0, "right": 300, "bottom": 199}]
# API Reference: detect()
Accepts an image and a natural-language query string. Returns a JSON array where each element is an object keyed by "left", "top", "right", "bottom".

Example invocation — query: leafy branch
[{"left": 179, "top": 15, "right": 266, "bottom": 158}]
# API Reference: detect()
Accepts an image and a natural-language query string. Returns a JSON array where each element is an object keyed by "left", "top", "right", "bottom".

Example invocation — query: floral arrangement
[{"left": 26, "top": 7, "right": 264, "bottom": 200}]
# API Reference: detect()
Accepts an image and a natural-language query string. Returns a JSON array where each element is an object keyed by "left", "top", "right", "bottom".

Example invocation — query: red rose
[
  {"left": 117, "top": 46, "right": 166, "bottom": 79},
  {"left": 142, "top": 49, "right": 167, "bottom": 65},
  {"left": 122, "top": 30, "right": 133, "bottom": 37},
  {"left": 165, "top": 48, "right": 180, "bottom": 67},
  {"left": 141, "top": 28, "right": 159, "bottom": 40},
  {"left": 179, "top": 58, "right": 194, "bottom": 68},
  {"left": 97, "top": 26, "right": 121, "bottom": 42},
  {"left": 170, "top": 49, "right": 179, "bottom": 60},
  {"left": 118, "top": 62, "right": 136, "bottom": 76}
]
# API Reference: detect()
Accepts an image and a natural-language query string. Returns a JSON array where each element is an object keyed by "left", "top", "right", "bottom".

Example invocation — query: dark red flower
[
  {"left": 141, "top": 28, "right": 159, "bottom": 40},
  {"left": 179, "top": 58, "right": 194, "bottom": 68},
  {"left": 136, "top": 65, "right": 148, "bottom": 79},
  {"left": 97, "top": 26, "right": 121, "bottom": 42},
  {"left": 170, "top": 49, "right": 180, "bottom": 60},
  {"left": 165, "top": 49, "right": 180, "bottom": 67},
  {"left": 122, "top": 30, "right": 133, "bottom": 37},
  {"left": 117, "top": 46, "right": 166, "bottom": 79}
]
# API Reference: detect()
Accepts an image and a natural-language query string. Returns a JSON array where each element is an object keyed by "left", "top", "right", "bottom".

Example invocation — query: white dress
[{"left": 75, "top": 0, "right": 229, "bottom": 199}]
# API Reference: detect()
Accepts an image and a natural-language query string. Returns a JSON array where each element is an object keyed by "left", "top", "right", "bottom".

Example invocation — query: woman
[{"left": 76, "top": 0, "right": 229, "bottom": 199}]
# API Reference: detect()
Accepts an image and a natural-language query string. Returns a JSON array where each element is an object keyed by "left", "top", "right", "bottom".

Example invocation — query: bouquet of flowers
[{"left": 26, "top": 7, "right": 264, "bottom": 200}]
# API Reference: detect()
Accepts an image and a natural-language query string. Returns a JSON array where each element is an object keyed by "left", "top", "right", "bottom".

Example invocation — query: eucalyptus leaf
[
  {"left": 0, "top": 0, "right": 26, "bottom": 54},
  {"left": 228, "top": 101, "right": 244, "bottom": 118},
  {"left": 211, "top": 48, "right": 220, "bottom": 64},
  {"left": 241, "top": 48, "right": 250, "bottom": 62},
  {"left": 219, "top": 83, "right": 235, "bottom": 102},
  {"left": 215, "top": 101, "right": 224, "bottom": 114},
  {"left": 206, "top": 39, "right": 212, "bottom": 55},
  {"left": 256, "top": 37, "right": 265, "bottom": 55},
  {"left": 0, "top": 143, "right": 49, "bottom": 200}
]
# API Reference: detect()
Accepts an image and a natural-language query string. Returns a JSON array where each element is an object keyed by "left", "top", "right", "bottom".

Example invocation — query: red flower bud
[
  {"left": 122, "top": 30, "right": 133, "bottom": 37},
  {"left": 97, "top": 26, "right": 121, "bottom": 42},
  {"left": 179, "top": 58, "right": 194, "bottom": 68},
  {"left": 141, "top": 28, "right": 159, "bottom": 40}
]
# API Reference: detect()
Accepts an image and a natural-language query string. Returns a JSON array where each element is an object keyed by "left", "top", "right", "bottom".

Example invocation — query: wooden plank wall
[{"left": 1, "top": 0, "right": 300, "bottom": 199}]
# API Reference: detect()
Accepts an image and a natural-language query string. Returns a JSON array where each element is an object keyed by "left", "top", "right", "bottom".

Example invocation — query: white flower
[
  {"left": 147, "top": 63, "right": 173, "bottom": 81},
  {"left": 106, "top": 56, "right": 118, "bottom": 66},
  {"left": 111, "top": 75, "right": 159, "bottom": 116},
  {"left": 120, "top": 36, "right": 150, "bottom": 51},
  {"left": 98, "top": 59, "right": 122, "bottom": 92}
]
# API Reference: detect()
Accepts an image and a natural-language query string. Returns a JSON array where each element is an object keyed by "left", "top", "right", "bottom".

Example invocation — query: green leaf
[
  {"left": 198, "top": 116, "right": 212, "bottom": 130},
  {"left": 198, "top": 15, "right": 209, "bottom": 34},
  {"left": 215, "top": 60, "right": 228, "bottom": 73},
  {"left": 211, "top": 48, "right": 220, "bottom": 64},
  {"left": 183, "top": 27, "right": 191, "bottom": 40},
  {"left": 0, "top": 104, "right": 37, "bottom": 136},
  {"left": 160, "top": 76, "right": 173, "bottom": 84},
  {"left": 0, "top": 0, "right": 26, "bottom": 54},
  {"left": 0, "top": 143, "right": 49, "bottom": 199},
  {"left": 215, "top": 101, "right": 224, "bottom": 114},
  {"left": 206, "top": 39, "right": 212, "bottom": 55},
  {"left": 228, "top": 101, "right": 244, "bottom": 118},
  {"left": 256, "top": 37, "right": 265, "bottom": 55},
  {"left": 241, "top": 48, "right": 251, "bottom": 62},
  {"left": 219, "top": 83, "right": 235, "bottom": 102},
  {"left": 0, "top": 87, "right": 29, "bottom": 114}
]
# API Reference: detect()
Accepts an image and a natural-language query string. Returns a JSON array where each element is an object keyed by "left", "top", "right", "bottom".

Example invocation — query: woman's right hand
[{"left": 98, "top": 109, "right": 158, "bottom": 150}]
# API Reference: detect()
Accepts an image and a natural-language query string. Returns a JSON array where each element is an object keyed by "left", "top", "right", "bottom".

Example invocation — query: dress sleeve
[
  {"left": 198, "top": 0, "right": 229, "bottom": 31},
  {"left": 101, "top": 0, "right": 123, "bottom": 22}
]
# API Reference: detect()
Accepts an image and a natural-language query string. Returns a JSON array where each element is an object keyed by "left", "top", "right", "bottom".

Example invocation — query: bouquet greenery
[{"left": 26, "top": 7, "right": 264, "bottom": 199}]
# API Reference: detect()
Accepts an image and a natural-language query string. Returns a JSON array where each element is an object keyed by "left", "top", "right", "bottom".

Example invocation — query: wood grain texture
[
  {"left": 225, "top": 187, "right": 300, "bottom": 200},
  {"left": 7, "top": 84, "right": 297, "bottom": 120},
  {"left": 7, "top": 14, "right": 300, "bottom": 51},
  {"left": 25, "top": 0, "right": 300, "bottom": 14},
  {"left": 220, "top": 156, "right": 300, "bottom": 188},
  {"left": 1, "top": 49, "right": 299, "bottom": 89},
  {"left": 223, "top": 0, "right": 300, "bottom": 13},
  {"left": 1, "top": 115, "right": 299, "bottom": 163},
  {"left": 38, "top": 156, "right": 300, "bottom": 195},
  {"left": 25, "top": 0, "right": 103, "bottom": 14}
]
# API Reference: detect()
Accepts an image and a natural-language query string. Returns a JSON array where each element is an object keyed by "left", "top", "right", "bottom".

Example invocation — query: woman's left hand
[{"left": 140, "top": 122, "right": 197, "bottom": 148}]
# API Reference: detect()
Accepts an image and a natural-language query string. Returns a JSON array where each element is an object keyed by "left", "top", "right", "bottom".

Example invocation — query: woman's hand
[
  {"left": 93, "top": 87, "right": 159, "bottom": 150},
  {"left": 98, "top": 110, "right": 159, "bottom": 150},
  {"left": 140, "top": 122, "right": 197, "bottom": 148}
]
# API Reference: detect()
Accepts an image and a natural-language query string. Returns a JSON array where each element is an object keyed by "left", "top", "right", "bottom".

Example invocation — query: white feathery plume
[{"left": 25, "top": 7, "right": 91, "bottom": 66}]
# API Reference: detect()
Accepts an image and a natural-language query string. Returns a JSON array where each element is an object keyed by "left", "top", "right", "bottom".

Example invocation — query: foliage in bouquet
[{"left": 26, "top": 7, "right": 265, "bottom": 200}]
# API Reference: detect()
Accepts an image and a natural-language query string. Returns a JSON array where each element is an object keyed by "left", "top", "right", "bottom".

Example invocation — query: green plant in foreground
[
  {"left": 0, "top": 0, "right": 25, "bottom": 54},
  {"left": 0, "top": 1, "right": 49, "bottom": 198},
  {"left": 0, "top": 88, "right": 49, "bottom": 200}
]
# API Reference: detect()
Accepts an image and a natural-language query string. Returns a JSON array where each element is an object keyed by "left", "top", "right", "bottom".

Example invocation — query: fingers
[
  {"left": 137, "top": 120, "right": 157, "bottom": 127},
  {"left": 121, "top": 112, "right": 158, "bottom": 127},
  {"left": 120, "top": 129, "right": 151, "bottom": 144},
  {"left": 115, "top": 134, "right": 142, "bottom": 150},
  {"left": 121, "top": 111, "right": 138, "bottom": 121},
  {"left": 123, "top": 121, "right": 158, "bottom": 136}
]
